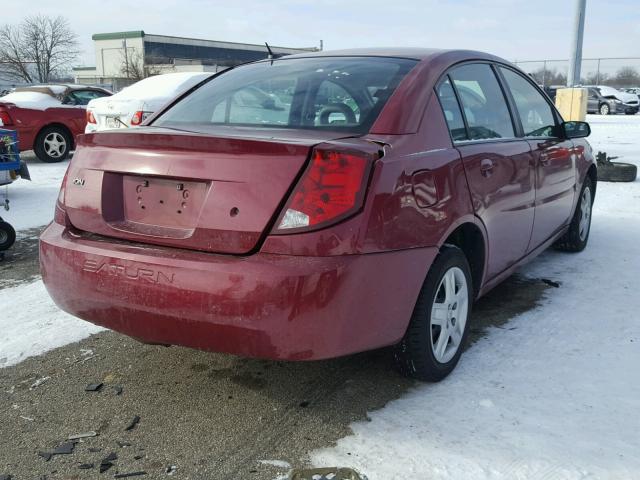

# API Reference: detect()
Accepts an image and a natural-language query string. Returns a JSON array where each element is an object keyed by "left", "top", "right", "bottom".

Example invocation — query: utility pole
[{"left": 567, "top": 0, "right": 587, "bottom": 86}]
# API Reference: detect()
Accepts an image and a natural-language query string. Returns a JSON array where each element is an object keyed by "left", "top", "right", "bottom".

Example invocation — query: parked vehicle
[
  {"left": 85, "top": 73, "right": 211, "bottom": 133},
  {"left": 585, "top": 86, "right": 639, "bottom": 115},
  {"left": 0, "top": 85, "right": 111, "bottom": 162},
  {"left": 625, "top": 87, "right": 640, "bottom": 101},
  {"left": 40, "top": 49, "right": 596, "bottom": 381}
]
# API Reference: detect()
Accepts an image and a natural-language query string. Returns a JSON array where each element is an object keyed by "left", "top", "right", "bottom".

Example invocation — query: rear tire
[
  {"left": 34, "top": 126, "right": 71, "bottom": 163},
  {"left": 555, "top": 178, "right": 593, "bottom": 252},
  {"left": 393, "top": 245, "right": 473, "bottom": 382},
  {"left": 599, "top": 103, "right": 610, "bottom": 115},
  {"left": 0, "top": 221, "right": 16, "bottom": 251}
]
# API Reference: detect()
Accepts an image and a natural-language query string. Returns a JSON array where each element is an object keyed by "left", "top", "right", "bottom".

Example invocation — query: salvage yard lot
[{"left": 1, "top": 114, "right": 640, "bottom": 479}]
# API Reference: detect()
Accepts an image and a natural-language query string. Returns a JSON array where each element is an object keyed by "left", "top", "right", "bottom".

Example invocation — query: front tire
[
  {"left": 34, "top": 126, "right": 71, "bottom": 163},
  {"left": 599, "top": 103, "right": 610, "bottom": 115},
  {"left": 393, "top": 245, "right": 473, "bottom": 382},
  {"left": 555, "top": 178, "right": 593, "bottom": 252}
]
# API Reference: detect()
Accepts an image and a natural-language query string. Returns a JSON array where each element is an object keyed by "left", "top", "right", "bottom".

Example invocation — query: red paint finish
[{"left": 40, "top": 49, "right": 595, "bottom": 360}]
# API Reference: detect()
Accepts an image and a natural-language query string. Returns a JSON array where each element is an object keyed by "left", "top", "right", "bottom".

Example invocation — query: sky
[{"left": 2, "top": 0, "right": 639, "bottom": 67}]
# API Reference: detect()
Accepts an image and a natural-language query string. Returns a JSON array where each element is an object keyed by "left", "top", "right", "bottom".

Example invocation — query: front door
[{"left": 497, "top": 67, "right": 577, "bottom": 250}]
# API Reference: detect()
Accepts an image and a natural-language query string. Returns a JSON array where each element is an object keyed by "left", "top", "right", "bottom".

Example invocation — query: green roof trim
[{"left": 92, "top": 31, "right": 145, "bottom": 41}]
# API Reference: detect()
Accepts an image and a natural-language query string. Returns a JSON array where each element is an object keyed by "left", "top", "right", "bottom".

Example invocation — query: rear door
[
  {"left": 498, "top": 67, "right": 576, "bottom": 250},
  {"left": 443, "top": 63, "right": 536, "bottom": 280}
]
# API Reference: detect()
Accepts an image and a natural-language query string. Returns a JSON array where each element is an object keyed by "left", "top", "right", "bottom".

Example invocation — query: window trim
[
  {"left": 440, "top": 60, "right": 520, "bottom": 145},
  {"left": 435, "top": 74, "right": 470, "bottom": 144},
  {"left": 494, "top": 65, "right": 564, "bottom": 141},
  {"left": 433, "top": 60, "right": 567, "bottom": 146}
]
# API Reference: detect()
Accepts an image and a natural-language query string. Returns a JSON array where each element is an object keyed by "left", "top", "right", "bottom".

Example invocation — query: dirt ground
[{"left": 0, "top": 218, "right": 552, "bottom": 480}]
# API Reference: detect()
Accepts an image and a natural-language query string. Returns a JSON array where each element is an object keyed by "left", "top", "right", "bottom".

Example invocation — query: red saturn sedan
[{"left": 40, "top": 49, "right": 595, "bottom": 381}]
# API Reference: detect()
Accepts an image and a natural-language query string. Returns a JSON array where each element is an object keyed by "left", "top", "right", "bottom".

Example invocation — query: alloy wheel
[
  {"left": 43, "top": 132, "right": 67, "bottom": 158},
  {"left": 430, "top": 266, "right": 469, "bottom": 364},
  {"left": 579, "top": 186, "right": 592, "bottom": 242}
]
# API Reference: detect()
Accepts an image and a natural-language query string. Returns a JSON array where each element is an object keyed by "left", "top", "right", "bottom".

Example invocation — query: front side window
[
  {"left": 436, "top": 77, "right": 467, "bottom": 142},
  {"left": 500, "top": 67, "right": 557, "bottom": 137},
  {"left": 153, "top": 56, "right": 417, "bottom": 134},
  {"left": 449, "top": 64, "right": 515, "bottom": 140}
]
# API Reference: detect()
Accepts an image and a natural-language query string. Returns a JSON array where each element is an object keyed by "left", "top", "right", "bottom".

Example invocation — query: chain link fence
[{"left": 514, "top": 58, "right": 640, "bottom": 89}]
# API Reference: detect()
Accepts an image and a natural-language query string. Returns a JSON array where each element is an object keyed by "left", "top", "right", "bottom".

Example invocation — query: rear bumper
[{"left": 40, "top": 222, "right": 437, "bottom": 360}]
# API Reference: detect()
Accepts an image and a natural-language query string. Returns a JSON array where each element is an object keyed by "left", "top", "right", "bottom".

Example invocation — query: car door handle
[{"left": 480, "top": 159, "right": 494, "bottom": 177}]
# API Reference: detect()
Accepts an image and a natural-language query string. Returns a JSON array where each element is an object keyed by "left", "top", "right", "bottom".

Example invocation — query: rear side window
[
  {"left": 450, "top": 64, "right": 515, "bottom": 140},
  {"left": 436, "top": 77, "right": 467, "bottom": 141},
  {"left": 154, "top": 57, "right": 417, "bottom": 134},
  {"left": 499, "top": 67, "right": 557, "bottom": 137}
]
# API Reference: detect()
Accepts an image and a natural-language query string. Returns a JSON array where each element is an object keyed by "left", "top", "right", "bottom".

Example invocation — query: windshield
[{"left": 152, "top": 56, "right": 417, "bottom": 134}]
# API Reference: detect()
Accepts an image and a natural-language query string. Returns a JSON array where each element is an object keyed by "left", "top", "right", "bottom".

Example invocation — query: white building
[{"left": 73, "top": 31, "right": 318, "bottom": 90}]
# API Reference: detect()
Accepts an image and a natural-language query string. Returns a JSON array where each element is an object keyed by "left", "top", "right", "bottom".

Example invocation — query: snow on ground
[
  {"left": 0, "top": 157, "right": 67, "bottom": 230},
  {"left": 0, "top": 281, "right": 104, "bottom": 368},
  {"left": 311, "top": 115, "right": 640, "bottom": 479}
]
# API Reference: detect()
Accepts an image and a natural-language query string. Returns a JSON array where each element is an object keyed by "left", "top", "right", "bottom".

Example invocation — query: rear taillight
[
  {"left": 86, "top": 110, "right": 96, "bottom": 124},
  {"left": 0, "top": 110, "right": 13, "bottom": 126},
  {"left": 130, "top": 111, "right": 151, "bottom": 126},
  {"left": 275, "top": 147, "right": 374, "bottom": 232},
  {"left": 54, "top": 167, "right": 70, "bottom": 225}
]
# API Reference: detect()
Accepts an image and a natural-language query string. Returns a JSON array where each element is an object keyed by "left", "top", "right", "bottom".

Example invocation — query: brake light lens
[
  {"left": 86, "top": 109, "right": 96, "bottom": 124},
  {"left": 0, "top": 110, "right": 13, "bottom": 126},
  {"left": 54, "top": 167, "right": 70, "bottom": 225},
  {"left": 130, "top": 110, "right": 151, "bottom": 126},
  {"left": 276, "top": 147, "right": 373, "bottom": 232}
]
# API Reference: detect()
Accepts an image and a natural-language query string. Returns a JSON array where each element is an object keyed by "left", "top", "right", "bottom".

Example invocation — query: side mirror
[{"left": 563, "top": 121, "right": 590, "bottom": 139}]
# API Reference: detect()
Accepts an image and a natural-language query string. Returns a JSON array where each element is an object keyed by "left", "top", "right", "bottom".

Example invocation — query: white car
[{"left": 85, "top": 72, "right": 212, "bottom": 132}]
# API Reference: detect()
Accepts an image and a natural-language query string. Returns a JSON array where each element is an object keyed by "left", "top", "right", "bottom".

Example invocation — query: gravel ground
[{"left": 0, "top": 234, "right": 549, "bottom": 480}]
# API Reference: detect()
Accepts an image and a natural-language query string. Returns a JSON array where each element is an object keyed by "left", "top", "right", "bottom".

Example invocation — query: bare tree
[
  {"left": 0, "top": 15, "right": 79, "bottom": 83},
  {"left": 120, "top": 49, "right": 160, "bottom": 81}
]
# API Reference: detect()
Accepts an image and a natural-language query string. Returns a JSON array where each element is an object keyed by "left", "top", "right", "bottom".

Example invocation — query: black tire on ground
[
  {"left": 0, "top": 220, "right": 16, "bottom": 251},
  {"left": 34, "top": 125, "right": 71, "bottom": 163},
  {"left": 598, "top": 162, "right": 637, "bottom": 182},
  {"left": 555, "top": 178, "right": 594, "bottom": 253},
  {"left": 393, "top": 245, "right": 473, "bottom": 382},
  {"left": 599, "top": 103, "right": 610, "bottom": 115}
]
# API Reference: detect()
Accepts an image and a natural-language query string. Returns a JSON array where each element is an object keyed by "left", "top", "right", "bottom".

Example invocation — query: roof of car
[
  {"left": 280, "top": 47, "right": 507, "bottom": 63},
  {"left": 14, "top": 84, "right": 110, "bottom": 97}
]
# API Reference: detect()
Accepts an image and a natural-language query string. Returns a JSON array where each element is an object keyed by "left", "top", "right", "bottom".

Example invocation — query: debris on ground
[
  {"left": 38, "top": 441, "right": 76, "bottom": 461},
  {"left": 541, "top": 278, "right": 561, "bottom": 288},
  {"left": 117, "top": 441, "right": 132, "bottom": 447},
  {"left": 299, "top": 401, "right": 310, "bottom": 408},
  {"left": 99, "top": 452, "right": 117, "bottom": 473},
  {"left": 113, "top": 385, "right": 123, "bottom": 395},
  {"left": 68, "top": 431, "right": 97, "bottom": 440},
  {"left": 125, "top": 415, "right": 141, "bottom": 431},
  {"left": 0, "top": 474, "right": 12, "bottom": 480},
  {"left": 29, "top": 376, "right": 50, "bottom": 390},
  {"left": 289, "top": 467, "right": 366, "bottom": 480},
  {"left": 114, "top": 472, "right": 147, "bottom": 478},
  {"left": 84, "top": 382, "right": 103, "bottom": 392},
  {"left": 78, "top": 463, "right": 94, "bottom": 469},
  {"left": 165, "top": 465, "right": 177, "bottom": 475}
]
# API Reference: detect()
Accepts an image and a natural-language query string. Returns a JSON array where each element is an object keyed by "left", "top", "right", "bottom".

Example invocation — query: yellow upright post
[{"left": 555, "top": 87, "right": 588, "bottom": 121}]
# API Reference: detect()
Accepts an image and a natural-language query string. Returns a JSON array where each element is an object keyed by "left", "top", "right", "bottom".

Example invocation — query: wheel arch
[{"left": 441, "top": 220, "right": 486, "bottom": 298}]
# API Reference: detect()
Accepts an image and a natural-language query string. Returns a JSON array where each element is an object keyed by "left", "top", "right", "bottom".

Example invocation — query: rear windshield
[{"left": 152, "top": 56, "right": 417, "bottom": 134}]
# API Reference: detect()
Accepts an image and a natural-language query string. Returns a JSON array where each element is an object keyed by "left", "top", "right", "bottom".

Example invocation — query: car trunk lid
[{"left": 64, "top": 127, "right": 355, "bottom": 254}]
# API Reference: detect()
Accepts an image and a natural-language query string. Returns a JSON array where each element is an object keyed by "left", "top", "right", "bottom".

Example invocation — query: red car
[
  {"left": 0, "top": 85, "right": 111, "bottom": 162},
  {"left": 40, "top": 49, "right": 595, "bottom": 381}
]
